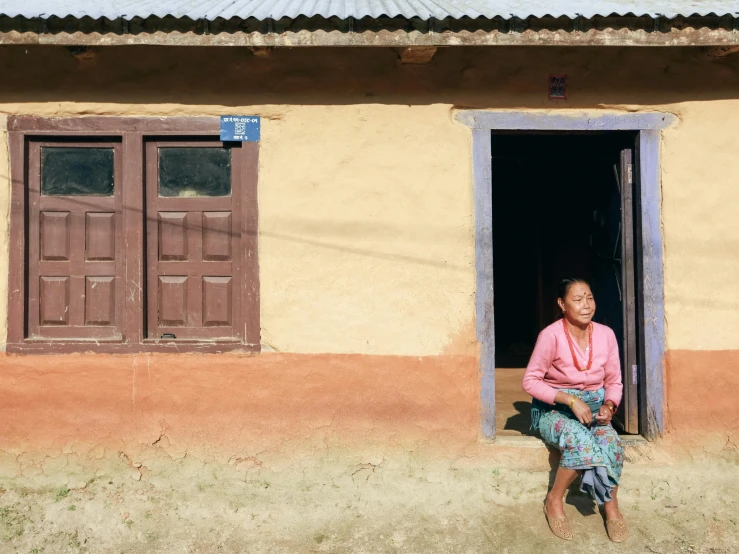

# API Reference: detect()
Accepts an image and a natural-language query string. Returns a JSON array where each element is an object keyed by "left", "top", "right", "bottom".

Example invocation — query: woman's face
[{"left": 558, "top": 282, "right": 596, "bottom": 326}]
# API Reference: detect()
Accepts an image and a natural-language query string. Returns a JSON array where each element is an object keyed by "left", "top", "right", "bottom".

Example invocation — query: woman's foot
[
  {"left": 603, "top": 501, "right": 623, "bottom": 521},
  {"left": 603, "top": 500, "right": 628, "bottom": 542},
  {"left": 605, "top": 519, "right": 628, "bottom": 542},
  {"left": 545, "top": 492, "right": 566, "bottom": 519},
  {"left": 543, "top": 494, "right": 573, "bottom": 540}
]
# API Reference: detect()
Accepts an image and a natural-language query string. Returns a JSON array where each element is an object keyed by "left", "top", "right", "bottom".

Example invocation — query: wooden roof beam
[
  {"left": 398, "top": 46, "right": 438, "bottom": 64},
  {"left": 705, "top": 45, "right": 739, "bottom": 58}
]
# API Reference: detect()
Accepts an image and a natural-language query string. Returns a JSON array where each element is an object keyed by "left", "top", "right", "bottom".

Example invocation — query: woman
[{"left": 522, "top": 278, "right": 627, "bottom": 542}]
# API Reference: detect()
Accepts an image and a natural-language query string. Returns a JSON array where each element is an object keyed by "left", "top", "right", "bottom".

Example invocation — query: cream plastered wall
[
  {"left": 257, "top": 104, "right": 474, "bottom": 354},
  {"left": 660, "top": 102, "right": 739, "bottom": 351},
  {"left": 0, "top": 46, "right": 738, "bottom": 355}
]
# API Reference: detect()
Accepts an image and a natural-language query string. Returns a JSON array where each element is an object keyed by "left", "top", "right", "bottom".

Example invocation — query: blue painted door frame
[{"left": 455, "top": 111, "right": 676, "bottom": 440}]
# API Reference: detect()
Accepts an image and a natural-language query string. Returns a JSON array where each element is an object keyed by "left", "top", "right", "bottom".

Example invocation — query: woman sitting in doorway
[{"left": 522, "top": 278, "right": 627, "bottom": 542}]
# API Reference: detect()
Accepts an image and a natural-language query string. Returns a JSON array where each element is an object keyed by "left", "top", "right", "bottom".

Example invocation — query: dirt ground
[{"left": 0, "top": 441, "right": 738, "bottom": 554}]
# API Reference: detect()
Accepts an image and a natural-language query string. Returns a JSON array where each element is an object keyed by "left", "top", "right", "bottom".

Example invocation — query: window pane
[
  {"left": 159, "top": 147, "right": 232, "bottom": 198},
  {"left": 41, "top": 147, "right": 115, "bottom": 196}
]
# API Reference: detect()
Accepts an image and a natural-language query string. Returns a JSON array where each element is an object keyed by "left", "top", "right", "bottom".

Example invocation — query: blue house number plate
[{"left": 220, "top": 116, "right": 261, "bottom": 142}]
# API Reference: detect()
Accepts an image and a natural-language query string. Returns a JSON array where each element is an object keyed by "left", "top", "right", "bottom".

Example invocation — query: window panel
[
  {"left": 41, "top": 147, "right": 115, "bottom": 196},
  {"left": 159, "top": 147, "right": 232, "bottom": 197},
  {"left": 148, "top": 142, "right": 241, "bottom": 340},
  {"left": 40, "top": 211, "right": 70, "bottom": 261},
  {"left": 27, "top": 141, "right": 123, "bottom": 341}
]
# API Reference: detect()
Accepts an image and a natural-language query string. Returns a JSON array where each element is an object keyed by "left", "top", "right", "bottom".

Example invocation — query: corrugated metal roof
[{"left": 2, "top": 1, "right": 738, "bottom": 20}]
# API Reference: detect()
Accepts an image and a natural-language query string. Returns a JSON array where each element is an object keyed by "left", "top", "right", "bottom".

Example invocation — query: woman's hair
[{"left": 557, "top": 277, "right": 590, "bottom": 301}]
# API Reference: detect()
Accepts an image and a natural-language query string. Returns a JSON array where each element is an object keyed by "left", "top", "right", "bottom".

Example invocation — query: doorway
[{"left": 492, "top": 132, "right": 641, "bottom": 436}]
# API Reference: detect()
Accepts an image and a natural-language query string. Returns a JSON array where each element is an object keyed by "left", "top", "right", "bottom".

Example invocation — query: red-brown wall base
[
  {"left": 665, "top": 349, "right": 739, "bottom": 455},
  {"left": 3, "top": 348, "right": 738, "bottom": 482},
  {"left": 0, "top": 352, "right": 480, "bottom": 481}
]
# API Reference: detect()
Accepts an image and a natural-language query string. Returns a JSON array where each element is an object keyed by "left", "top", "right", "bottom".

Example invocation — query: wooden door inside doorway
[{"left": 591, "top": 148, "right": 639, "bottom": 433}]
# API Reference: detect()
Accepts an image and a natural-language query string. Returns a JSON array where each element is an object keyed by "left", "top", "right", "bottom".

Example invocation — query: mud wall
[{"left": 0, "top": 45, "right": 737, "bottom": 476}]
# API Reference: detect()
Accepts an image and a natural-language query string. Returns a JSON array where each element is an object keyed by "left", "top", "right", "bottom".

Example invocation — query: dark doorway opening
[{"left": 492, "top": 132, "right": 641, "bottom": 437}]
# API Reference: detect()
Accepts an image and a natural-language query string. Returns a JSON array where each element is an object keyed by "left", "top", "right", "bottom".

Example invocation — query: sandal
[
  {"left": 543, "top": 504, "right": 574, "bottom": 541},
  {"left": 606, "top": 519, "right": 629, "bottom": 543}
]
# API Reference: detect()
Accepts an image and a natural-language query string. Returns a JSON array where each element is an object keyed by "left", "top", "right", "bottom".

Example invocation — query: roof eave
[
  {"left": 2, "top": 28, "right": 739, "bottom": 47},
  {"left": 1, "top": 14, "right": 738, "bottom": 47}
]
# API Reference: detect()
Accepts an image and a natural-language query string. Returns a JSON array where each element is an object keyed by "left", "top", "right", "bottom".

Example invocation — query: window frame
[{"left": 7, "top": 117, "right": 260, "bottom": 354}]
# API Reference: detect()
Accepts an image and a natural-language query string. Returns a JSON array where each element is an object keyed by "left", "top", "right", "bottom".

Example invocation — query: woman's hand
[
  {"left": 552, "top": 391, "right": 598, "bottom": 426},
  {"left": 595, "top": 404, "right": 614, "bottom": 426},
  {"left": 571, "top": 398, "right": 593, "bottom": 426}
]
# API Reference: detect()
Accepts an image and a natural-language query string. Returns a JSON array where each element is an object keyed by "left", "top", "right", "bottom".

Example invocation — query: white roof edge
[{"left": 1, "top": 1, "right": 738, "bottom": 21}]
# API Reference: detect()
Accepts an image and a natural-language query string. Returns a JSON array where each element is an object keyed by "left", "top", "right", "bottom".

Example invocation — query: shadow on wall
[
  {"left": 14, "top": 176, "right": 472, "bottom": 273},
  {"left": 0, "top": 46, "right": 739, "bottom": 107}
]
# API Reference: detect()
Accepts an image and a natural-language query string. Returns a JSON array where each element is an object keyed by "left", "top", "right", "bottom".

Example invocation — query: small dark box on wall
[{"left": 548, "top": 74, "right": 567, "bottom": 100}]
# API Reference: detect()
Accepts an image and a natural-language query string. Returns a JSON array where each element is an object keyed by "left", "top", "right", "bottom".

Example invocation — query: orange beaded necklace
[{"left": 562, "top": 318, "right": 593, "bottom": 372}]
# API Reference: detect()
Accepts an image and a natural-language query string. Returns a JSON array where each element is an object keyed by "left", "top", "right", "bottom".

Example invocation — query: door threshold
[{"left": 620, "top": 434, "right": 649, "bottom": 447}]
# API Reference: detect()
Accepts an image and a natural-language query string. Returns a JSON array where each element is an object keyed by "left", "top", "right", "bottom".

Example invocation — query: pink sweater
[{"left": 522, "top": 320, "right": 623, "bottom": 407}]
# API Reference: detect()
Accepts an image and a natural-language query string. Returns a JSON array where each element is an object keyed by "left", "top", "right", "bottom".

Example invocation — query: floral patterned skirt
[{"left": 532, "top": 388, "right": 624, "bottom": 504}]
